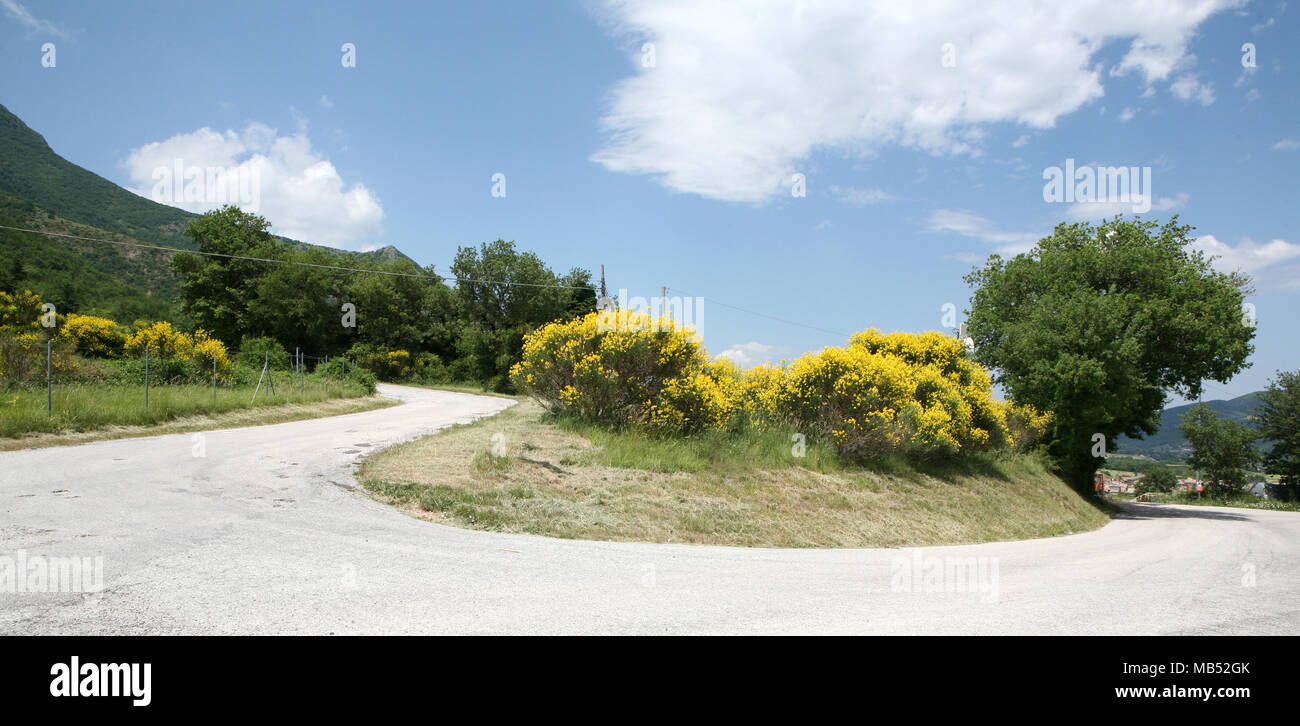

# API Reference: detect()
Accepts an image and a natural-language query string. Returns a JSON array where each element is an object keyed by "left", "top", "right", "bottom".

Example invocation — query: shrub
[
  {"left": 515, "top": 315, "right": 1044, "bottom": 459},
  {"left": 191, "top": 330, "right": 234, "bottom": 378},
  {"left": 237, "top": 336, "right": 291, "bottom": 370},
  {"left": 747, "top": 330, "right": 1015, "bottom": 460},
  {"left": 0, "top": 331, "right": 43, "bottom": 384},
  {"left": 1002, "top": 401, "right": 1053, "bottom": 452},
  {"left": 0, "top": 289, "right": 45, "bottom": 332},
  {"left": 310, "top": 356, "right": 377, "bottom": 393},
  {"left": 60, "top": 313, "right": 127, "bottom": 357},
  {"left": 342, "top": 342, "right": 432, "bottom": 382},
  {"left": 510, "top": 310, "right": 728, "bottom": 433},
  {"left": 125, "top": 321, "right": 193, "bottom": 360}
]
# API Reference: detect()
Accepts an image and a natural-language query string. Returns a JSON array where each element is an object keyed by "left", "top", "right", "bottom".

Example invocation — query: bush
[
  {"left": 310, "top": 356, "right": 378, "bottom": 393},
  {"left": 60, "top": 313, "right": 127, "bottom": 357},
  {"left": 191, "top": 331, "right": 234, "bottom": 379},
  {"left": 236, "top": 336, "right": 291, "bottom": 371},
  {"left": 510, "top": 310, "right": 731, "bottom": 433},
  {"left": 0, "top": 289, "right": 45, "bottom": 332},
  {"left": 1001, "top": 401, "right": 1053, "bottom": 452},
  {"left": 125, "top": 321, "right": 193, "bottom": 359},
  {"left": 0, "top": 331, "right": 44, "bottom": 384},
  {"left": 514, "top": 316, "right": 1042, "bottom": 460}
]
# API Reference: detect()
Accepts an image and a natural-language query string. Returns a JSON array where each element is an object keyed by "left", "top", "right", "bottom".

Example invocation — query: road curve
[{"left": 2, "top": 384, "right": 1297, "bottom": 635}]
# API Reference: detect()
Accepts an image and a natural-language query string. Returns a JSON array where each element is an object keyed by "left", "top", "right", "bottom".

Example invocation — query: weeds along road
[{"left": 1, "top": 384, "right": 1297, "bottom": 635}]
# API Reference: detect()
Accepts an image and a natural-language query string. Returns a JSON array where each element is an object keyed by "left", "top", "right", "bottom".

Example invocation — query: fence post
[
  {"left": 212, "top": 353, "right": 217, "bottom": 405},
  {"left": 144, "top": 344, "right": 150, "bottom": 410},
  {"left": 250, "top": 356, "right": 268, "bottom": 404},
  {"left": 46, "top": 338, "right": 51, "bottom": 418}
]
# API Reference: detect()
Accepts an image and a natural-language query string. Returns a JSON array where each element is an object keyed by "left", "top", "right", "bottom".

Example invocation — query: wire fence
[{"left": 0, "top": 335, "right": 365, "bottom": 419}]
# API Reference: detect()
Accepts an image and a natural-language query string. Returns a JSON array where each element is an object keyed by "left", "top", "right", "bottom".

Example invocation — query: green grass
[
  {"left": 0, "top": 379, "right": 376, "bottom": 438},
  {"left": 556, "top": 417, "right": 846, "bottom": 475}
]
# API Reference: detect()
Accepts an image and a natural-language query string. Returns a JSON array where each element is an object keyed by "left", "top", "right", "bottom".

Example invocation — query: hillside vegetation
[{"left": 1116, "top": 392, "right": 1267, "bottom": 461}]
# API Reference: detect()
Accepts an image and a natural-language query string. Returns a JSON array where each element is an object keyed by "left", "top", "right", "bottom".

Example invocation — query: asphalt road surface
[{"left": 2, "top": 384, "right": 1297, "bottom": 635}]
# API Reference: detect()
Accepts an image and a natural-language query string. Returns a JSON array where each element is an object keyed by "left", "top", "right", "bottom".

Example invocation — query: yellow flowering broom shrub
[
  {"left": 746, "top": 329, "right": 1020, "bottom": 459},
  {"left": 511, "top": 310, "right": 737, "bottom": 433},
  {"left": 60, "top": 313, "right": 127, "bottom": 357},
  {"left": 999, "top": 400, "right": 1054, "bottom": 453},
  {"left": 0, "top": 289, "right": 46, "bottom": 333},
  {"left": 515, "top": 314, "right": 1048, "bottom": 458},
  {"left": 125, "top": 321, "right": 194, "bottom": 359},
  {"left": 190, "top": 330, "right": 234, "bottom": 377}
]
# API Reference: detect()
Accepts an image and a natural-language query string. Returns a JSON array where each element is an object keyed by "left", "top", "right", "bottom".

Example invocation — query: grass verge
[
  {"left": 0, "top": 383, "right": 393, "bottom": 450},
  {"left": 1119, "top": 491, "right": 1300, "bottom": 512},
  {"left": 358, "top": 400, "right": 1110, "bottom": 548}
]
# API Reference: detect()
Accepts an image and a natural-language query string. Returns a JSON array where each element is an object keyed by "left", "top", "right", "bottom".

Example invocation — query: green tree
[
  {"left": 450, "top": 240, "right": 594, "bottom": 389},
  {"left": 170, "top": 206, "right": 280, "bottom": 345},
  {"left": 1135, "top": 466, "right": 1178, "bottom": 495},
  {"left": 1180, "top": 403, "right": 1258, "bottom": 497},
  {"left": 346, "top": 260, "right": 456, "bottom": 356},
  {"left": 1256, "top": 370, "right": 1300, "bottom": 492},
  {"left": 964, "top": 217, "right": 1254, "bottom": 493}
]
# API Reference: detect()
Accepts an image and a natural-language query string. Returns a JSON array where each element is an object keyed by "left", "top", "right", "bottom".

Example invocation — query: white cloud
[
  {"left": 319, "top": 95, "right": 335, "bottom": 109},
  {"left": 591, "top": 0, "right": 1234, "bottom": 202},
  {"left": 1118, "top": 107, "right": 1137, "bottom": 122},
  {"left": 122, "top": 122, "right": 384, "bottom": 247},
  {"left": 1169, "top": 73, "right": 1215, "bottom": 105},
  {"left": 1194, "top": 235, "right": 1300, "bottom": 274},
  {"left": 927, "top": 209, "right": 1039, "bottom": 255},
  {"left": 1, "top": 0, "right": 69, "bottom": 37},
  {"left": 1273, "top": 138, "right": 1299, "bottom": 150},
  {"left": 718, "top": 342, "right": 788, "bottom": 368},
  {"left": 1066, "top": 192, "right": 1189, "bottom": 221},
  {"left": 1011, "top": 135, "right": 1030, "bottom": 148},
  {"left": 829, "top": 185, "right": 896, "bottom": 205}
]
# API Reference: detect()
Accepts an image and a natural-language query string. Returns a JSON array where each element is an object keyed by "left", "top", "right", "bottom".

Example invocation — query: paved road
[{"left": 2, "top": 384, "right": 1297, "bottom": 635}]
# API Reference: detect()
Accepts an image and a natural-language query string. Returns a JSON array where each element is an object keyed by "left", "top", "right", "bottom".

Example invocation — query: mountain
[
  {"left": 1116, "top": 392, "right": 1264, "bottom": 461},
  {"left": 0, "top": 103, "right": 416, "bottom": 322},
  {"left": 0, "top": 103, "right": 198, "bottom": 249}
]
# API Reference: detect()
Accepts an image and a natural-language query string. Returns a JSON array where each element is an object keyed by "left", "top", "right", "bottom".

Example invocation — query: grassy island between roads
[{"left": 359, "top": 399, "right": 1109, "bottom": 548}]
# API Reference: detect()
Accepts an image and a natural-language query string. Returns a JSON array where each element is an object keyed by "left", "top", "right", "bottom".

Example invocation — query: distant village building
[{"left": 1098, "top": 472, "right": 1142, "bottom": 495}]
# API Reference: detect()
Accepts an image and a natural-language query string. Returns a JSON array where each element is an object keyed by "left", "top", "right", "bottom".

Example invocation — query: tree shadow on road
[{"left": 1112, "top": 502, "right": 1253, "bottom": 522}]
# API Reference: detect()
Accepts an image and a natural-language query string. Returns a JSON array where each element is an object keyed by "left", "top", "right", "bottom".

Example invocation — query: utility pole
[
  {"left": 661, "top": 284, "right": 667, "bottom": 328},
  {"left": 600, "top": 264, "right": 607, "bottom": 298}
]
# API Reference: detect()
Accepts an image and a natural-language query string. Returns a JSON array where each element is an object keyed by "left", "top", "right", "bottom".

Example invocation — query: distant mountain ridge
[
  {"left": 0, "top": 103, "right": 198, "bottom": 248},
  {"left": 0, "top": 103, "right": 417, "bottom": 322},
  {"left": 1116, "top": 392, "right": 1264, "bottom": 461}
]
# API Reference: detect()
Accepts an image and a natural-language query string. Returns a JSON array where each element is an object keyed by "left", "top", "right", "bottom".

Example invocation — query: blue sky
[{"left": 2, "top": 0, "right": 1297, "bottom": 403}]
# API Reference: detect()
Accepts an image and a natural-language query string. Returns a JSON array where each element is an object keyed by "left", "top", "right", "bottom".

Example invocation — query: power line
[
  {"left": 666, "top": 285, "right": 849, "bottom": 339},
  {"left": 0, "top": 224, "right": 597, "bottom": 291}
]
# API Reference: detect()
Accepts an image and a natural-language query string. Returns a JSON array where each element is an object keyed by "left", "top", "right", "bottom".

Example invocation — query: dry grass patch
[{"left": 358, "top": 400, "right": 1110, "bottom": 548}]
